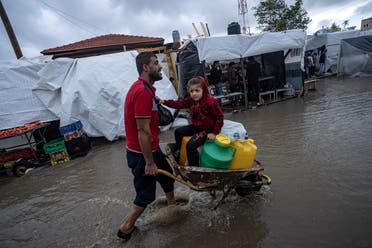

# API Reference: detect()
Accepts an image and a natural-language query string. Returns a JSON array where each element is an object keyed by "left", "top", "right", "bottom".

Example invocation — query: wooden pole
[
  {"left": 200, "top": 22, "right": 208, "bottom": 37},
  {"left": 0, "top": 0, "right": 23, "bottom": 59},
  {"left": 240, "top": 58, "right": 248, "bottom": 109},
  {"left": 192, "top": 23, "right": 200, "bottom": 36}
]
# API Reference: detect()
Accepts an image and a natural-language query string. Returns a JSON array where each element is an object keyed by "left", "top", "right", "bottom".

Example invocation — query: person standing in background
[
  {"left": 227, "top": 62, "right": 238, "bottom": 92},
  {"left": 306, "top": 52, "right": 315, "bottom": 78},
  {"left": 319, "top": 49, "right": 327, "bottom": 75},
  {"left": 210, "top": 61, "right": 223, "bottom": 96},
  {"left": 246, "top": 56, "right": 261, "bottom": 105}
]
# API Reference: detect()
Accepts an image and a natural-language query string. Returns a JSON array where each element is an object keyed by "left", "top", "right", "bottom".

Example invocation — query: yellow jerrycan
[
  {"left": 179, "top": 136, "right": 192, "bottom": 165},
  {"left": 229, "top": 138, "right": 257, "bottom": 169}
]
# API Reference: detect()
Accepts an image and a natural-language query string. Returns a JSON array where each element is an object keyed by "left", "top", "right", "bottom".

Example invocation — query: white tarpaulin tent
[
  {"left": 0, "top": 56, "right": 57, "bottom": 130},
  {"left": 1, "top": 51, "right": 177, "bottom": 141},
  {"left": 33, "top": 51, "right": 177, "bottom": 141},
  {"left": 306, "top": 30, "right": 372, "bottom": 73},
  {"left": 337, "top": 35, "right": 372, "bottom": 77},
  {"left": 193, "top": 29, "right": 307, "bottom": 63}
]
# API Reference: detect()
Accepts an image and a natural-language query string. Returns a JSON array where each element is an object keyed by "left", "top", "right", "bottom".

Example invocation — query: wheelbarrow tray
[{"left": 164, "top": 143, "right": 264, "bottom": 191}]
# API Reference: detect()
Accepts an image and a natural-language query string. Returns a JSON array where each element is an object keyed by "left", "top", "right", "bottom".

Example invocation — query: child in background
[{"left": 158, "top": 76, "right": 224, "bottom": 166}]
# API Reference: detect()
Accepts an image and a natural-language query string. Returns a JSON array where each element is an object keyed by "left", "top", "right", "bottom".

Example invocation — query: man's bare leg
[
  {"left": 119, "top": 204, "right": 144, "bottom": 233},
  {"left": 165, "top": 191, "right": 176, "bottom": 206}
]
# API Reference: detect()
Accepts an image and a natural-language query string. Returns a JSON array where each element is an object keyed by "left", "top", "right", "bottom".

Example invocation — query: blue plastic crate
[{"left": 59, "top": 121, "right": 83, "bottom": 135}]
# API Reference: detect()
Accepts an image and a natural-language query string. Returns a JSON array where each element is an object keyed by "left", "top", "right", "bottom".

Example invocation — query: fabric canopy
[{"left": 193, "top": 29, "right": 307, "bottom": 63}]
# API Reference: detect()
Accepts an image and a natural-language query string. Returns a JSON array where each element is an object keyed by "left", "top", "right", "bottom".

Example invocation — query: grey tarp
[
  {"left": 338, "top": 35, "right": 372, "bottom": 77},
  {"left": 177, "top": 41, "right": 204, "bottom": 98},
  {"left": 306, "top": 30, "right": 372, "bottom": 73}
]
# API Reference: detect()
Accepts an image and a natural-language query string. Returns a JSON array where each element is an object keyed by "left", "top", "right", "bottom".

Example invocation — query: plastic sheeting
[
  {"left": 220, "top": 120, "right": 247, "bottom": 141},
  {"left": 177, "top": 41, "right": 205, "bottom": 98},
  {"left": 33, "top": 51, "right": 177, "bottom": 141},
  {"left": 338, "top": 35, "right": 372, "bottom": 77},
  {"left": 0, "top": 51, "right": 177, "bottom": 141},
  {"left": 0, "top": 56, "right": 57, "bottom": 130},
  {"left": 193, "top": 29, "right": 307, "bottom": 63},
  {"left": 306, "top": 30, "right": 372, "bottom": 73}
]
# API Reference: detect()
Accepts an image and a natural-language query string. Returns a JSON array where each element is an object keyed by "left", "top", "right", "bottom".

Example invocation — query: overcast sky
[{"left": 1, "top": 0, "right": 371, "bottom": 60}]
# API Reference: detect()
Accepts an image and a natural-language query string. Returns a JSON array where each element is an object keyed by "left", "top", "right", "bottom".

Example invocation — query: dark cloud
[
  {"left": 0, "top": 0, "right": 368, "bottom": 60},
  {"left": 355, "top": 1, "right": 372, "bottom": 17},
  {"left": 302, "top": 0, "right": 351, "bottom": 10}
]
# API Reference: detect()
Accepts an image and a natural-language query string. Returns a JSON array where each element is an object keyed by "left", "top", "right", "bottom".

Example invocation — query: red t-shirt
[{"left": 124, "top": 77, "right": 159, "bottom": 152}]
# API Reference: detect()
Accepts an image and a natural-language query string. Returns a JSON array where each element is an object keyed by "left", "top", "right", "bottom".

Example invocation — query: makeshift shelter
[
  {"left": 0, "top": 56, "right": 57, "bottom": 130},
  {"left": 178, "top": 29, "right": 307, "bottom": 106},
  {"left": 1, "top": 51, "right": 177, "bottom": 141},
  {"left": 337, "top": 35, "right": 372, "bottom": 77},
  {"left": 306, "top": 30, "right": 372, "bottom": 73}
]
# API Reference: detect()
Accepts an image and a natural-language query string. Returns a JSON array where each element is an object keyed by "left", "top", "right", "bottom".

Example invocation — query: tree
[
  {"left": 342, "top": 19, "right": 349, "bottom": 30},
  {"left": 253, "top": 0, "right": 311, "bottom": 32},
  {"left": 284, "top": 0, "right": 311, "bottom": 30},
  {"left": 253, "top": 0, "right": 286, "bottom": 32},
  {"left": 327, "top": 22, "right": 341, "bottom": 32}
]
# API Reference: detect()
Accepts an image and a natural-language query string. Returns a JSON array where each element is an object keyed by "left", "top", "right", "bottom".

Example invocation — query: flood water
[{"left": 1, "top": 76, "right": 371, "bottom": 248}]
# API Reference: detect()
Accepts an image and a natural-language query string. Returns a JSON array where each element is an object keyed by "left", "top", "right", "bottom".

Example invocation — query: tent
[
  {"left": 337, "top": 35, "right": 372, "bottom": 77},
  {"left": 1, "top": 51, "right": 177, "bottom": 141},
  {"left": 306, "top": 30, "right": 372, "bottom": 73},
  {"left": 177, "top": 29, "right": 307, "bottom": 106},
  {"left": 0, "top": 56, "right": 57, "bottom": 130}
]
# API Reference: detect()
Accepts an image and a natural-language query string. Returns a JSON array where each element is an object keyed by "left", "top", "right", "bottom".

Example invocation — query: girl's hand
[
  {"left": 207, "top": 133, "right": 216, "bottom": 140},
  {"left": 155, "top": 96, "right": 164, "bottom": 104}
]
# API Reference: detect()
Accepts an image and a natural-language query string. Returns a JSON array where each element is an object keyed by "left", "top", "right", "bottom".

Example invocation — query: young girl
[{"left": 159, "top": 76, "right": 224, "bottom": 166}]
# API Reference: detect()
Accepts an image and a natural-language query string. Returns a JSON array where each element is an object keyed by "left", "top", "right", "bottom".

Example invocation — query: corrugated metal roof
[{"left": 41, "top": 34, "right": 164, "bottom": 54}]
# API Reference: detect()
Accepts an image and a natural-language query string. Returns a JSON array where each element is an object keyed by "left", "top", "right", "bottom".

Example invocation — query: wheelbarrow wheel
[
  {"left": 12, "top": 162, "right": 27, "bottom": 177},
  {"left": 235, "top": 173, "right": 263, "bottom": 197}
]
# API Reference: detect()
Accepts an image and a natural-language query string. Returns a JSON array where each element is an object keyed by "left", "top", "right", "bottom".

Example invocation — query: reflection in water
[{"left": 0, "top": 77, "right": 371, "bottom": 248}]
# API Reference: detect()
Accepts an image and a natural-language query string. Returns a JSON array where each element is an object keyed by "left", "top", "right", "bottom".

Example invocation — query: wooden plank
[
  {"left": 136, "top": 46, "right": 166, "bottom": 53},
  {"left": 165, "top": 52, "right": 178, "bottom": 92},
  {"left": 299, "top": 79, "right": 317, "bottom": 97}
]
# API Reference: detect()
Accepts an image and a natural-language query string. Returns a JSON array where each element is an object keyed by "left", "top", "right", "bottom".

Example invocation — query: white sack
[{"left": 221, "top": 120, "right": 247, "bottom": 140}]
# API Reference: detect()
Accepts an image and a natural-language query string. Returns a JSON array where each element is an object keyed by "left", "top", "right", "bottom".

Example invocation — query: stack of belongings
[
  {"left": 43, "top": 138, "right": 70, "bottom": 165},
  {"left": 59, "top": 121, "right": 91, "bottom": 159}
]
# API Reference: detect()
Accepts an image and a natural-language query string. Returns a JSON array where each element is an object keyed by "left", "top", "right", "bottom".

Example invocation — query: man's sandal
[{"left": 117, "top": 226, "right": 137, "bottom": 241}]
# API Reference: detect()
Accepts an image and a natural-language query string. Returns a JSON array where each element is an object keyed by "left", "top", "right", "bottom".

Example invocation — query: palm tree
[{"left": 342, "top": 20, "right": 349, "bottom": 30}]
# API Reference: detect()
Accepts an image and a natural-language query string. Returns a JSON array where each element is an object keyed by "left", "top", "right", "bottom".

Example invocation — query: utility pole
[
  {"left": 238, "top": 0, "right": 250, "bottom": 34},
  {"left": 0, "top": 0, "right": 23, "bottom": 59}
]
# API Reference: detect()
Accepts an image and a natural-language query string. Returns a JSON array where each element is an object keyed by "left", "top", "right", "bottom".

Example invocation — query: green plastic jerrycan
[{"left": 200, "top": 134, "right": 236, "bottom": 169}]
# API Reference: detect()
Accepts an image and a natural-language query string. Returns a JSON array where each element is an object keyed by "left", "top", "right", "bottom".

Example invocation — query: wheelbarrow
[{"left": 158, "top": 143, "right": 271, "bottom": 209}]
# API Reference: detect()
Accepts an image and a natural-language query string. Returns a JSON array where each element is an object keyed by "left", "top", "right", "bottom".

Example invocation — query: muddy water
[{"left": 1, "top": 77, "right": 371, "bottom": 248}]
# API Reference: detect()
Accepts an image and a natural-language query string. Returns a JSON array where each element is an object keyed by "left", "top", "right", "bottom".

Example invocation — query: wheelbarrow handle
[
  {"left": 261, "top": 174, "right": 272, "bottom": 185},
  {"left": 157, "top": 169, "right": 201, "bottom": 191}
]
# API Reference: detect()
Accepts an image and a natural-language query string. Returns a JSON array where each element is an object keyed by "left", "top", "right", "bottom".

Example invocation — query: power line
[{"left": 40, "top": 1, "right": 108, "bottom": 36}]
